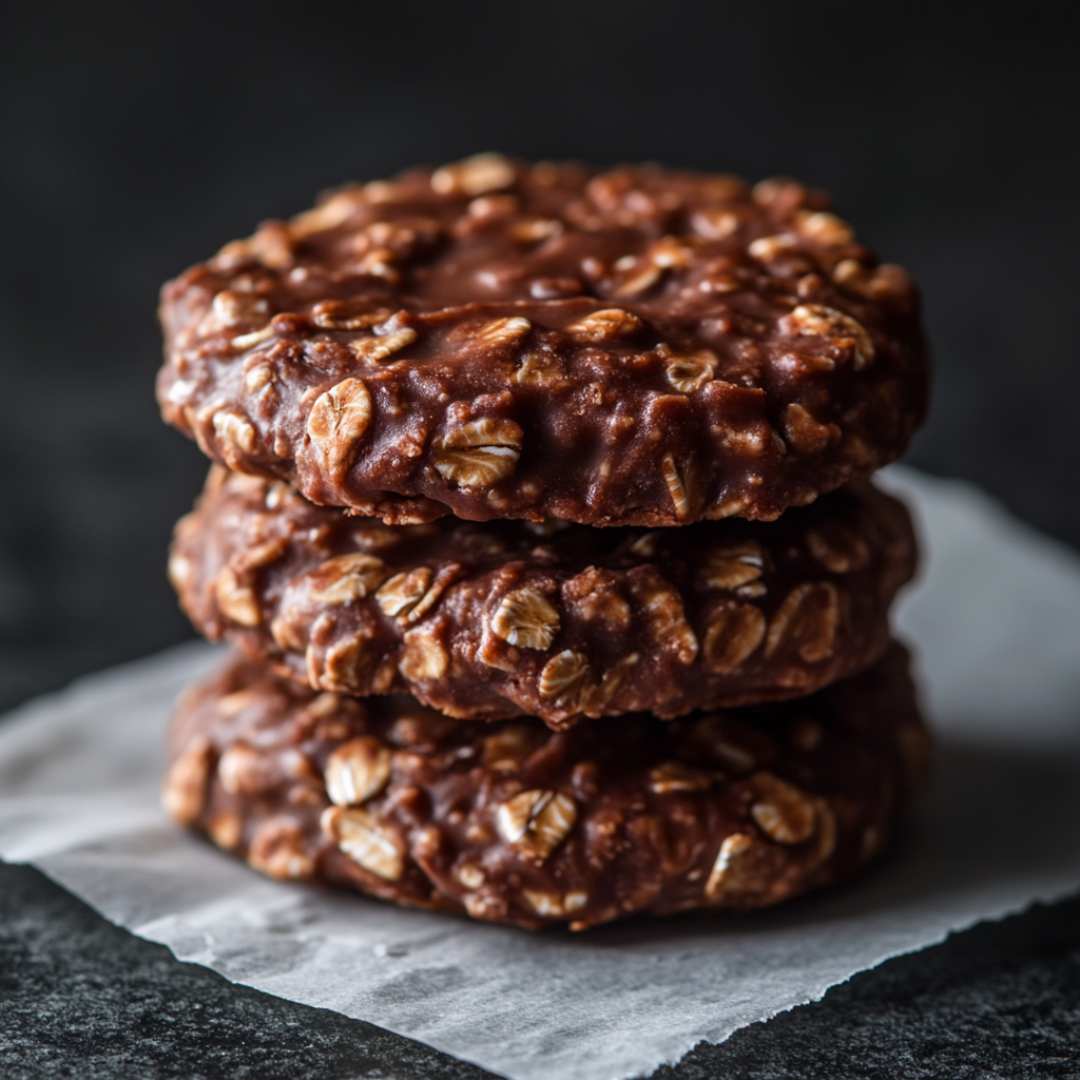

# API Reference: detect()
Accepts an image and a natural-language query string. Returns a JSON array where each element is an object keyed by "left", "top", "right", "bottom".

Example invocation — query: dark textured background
[
  {"left": 2, "top": 1, "right": 1079, "bottom": 712},
  {"left": 2, "top": 3, "right": 1079, "bottom": 1076}
]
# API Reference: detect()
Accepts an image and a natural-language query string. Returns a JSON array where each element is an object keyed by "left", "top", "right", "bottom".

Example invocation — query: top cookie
[{"left": 158, "top": 156, "right": 929, "bottom": 526}]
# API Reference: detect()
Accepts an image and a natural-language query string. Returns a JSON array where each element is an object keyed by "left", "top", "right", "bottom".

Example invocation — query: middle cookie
[{"left": 171, "top": 468, "right": 916, "bottom": 728}]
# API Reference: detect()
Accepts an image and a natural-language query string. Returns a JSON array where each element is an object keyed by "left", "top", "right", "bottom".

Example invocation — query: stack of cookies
[{"left": 158, "top": 156, "right": 931, "bottom": 930}]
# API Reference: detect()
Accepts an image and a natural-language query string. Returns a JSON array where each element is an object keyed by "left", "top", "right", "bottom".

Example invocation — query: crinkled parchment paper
[{"left": 2, "top": 469, "right": 1079, "bottom": 1080}]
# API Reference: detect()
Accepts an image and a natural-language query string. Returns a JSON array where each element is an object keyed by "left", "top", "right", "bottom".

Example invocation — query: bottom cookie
[{"left": 164, "top": 646, "right": 928, "bottom": 930}]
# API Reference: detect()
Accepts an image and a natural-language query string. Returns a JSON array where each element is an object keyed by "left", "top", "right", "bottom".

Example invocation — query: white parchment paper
[{"left": 2, "top": 469, "right": 1080, "bottom": 1080}]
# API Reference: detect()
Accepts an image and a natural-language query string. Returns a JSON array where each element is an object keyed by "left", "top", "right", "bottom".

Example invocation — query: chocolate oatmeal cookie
[
  {"left": 158, "top": 156, "right": 929, "bottom": 527},
  {"left": 164, "top": 645, "right": 928, "bottom": 930},
  {"left": 170, "top": 468, "right": 916, "bottom": 726}
]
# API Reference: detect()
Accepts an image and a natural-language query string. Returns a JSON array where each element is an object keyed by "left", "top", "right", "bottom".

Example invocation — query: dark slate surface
[{"left": 2, "top": 860, "right": 1079, "bottom": 1079}]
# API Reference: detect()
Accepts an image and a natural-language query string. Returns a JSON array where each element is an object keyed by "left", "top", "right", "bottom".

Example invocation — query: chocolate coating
[
  {"left": 158, "top": 156, "right": 929, "bottom": 527},
  {"left": 170, "top": 468, "right": 916, "bottom": 726},
  {"left": 165, "top": 646, "right": 928, "bottom": 930}
]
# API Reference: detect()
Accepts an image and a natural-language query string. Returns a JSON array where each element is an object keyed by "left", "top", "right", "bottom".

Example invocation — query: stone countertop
[{"left": 2, "top": 861, "right": 1078, "bottom": 1079}]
